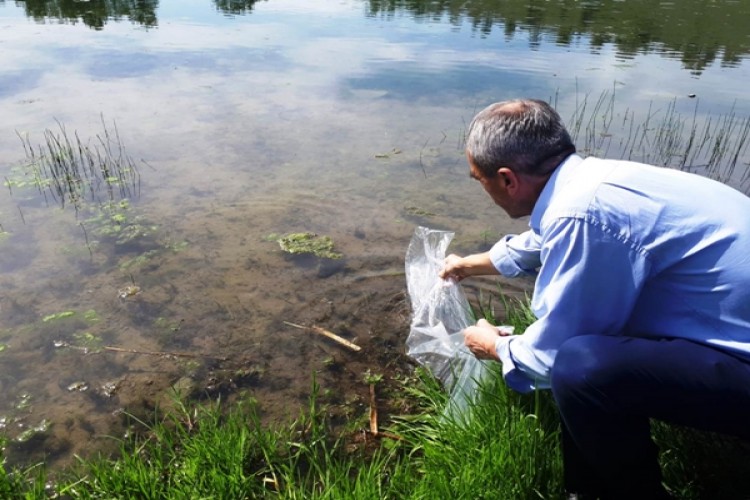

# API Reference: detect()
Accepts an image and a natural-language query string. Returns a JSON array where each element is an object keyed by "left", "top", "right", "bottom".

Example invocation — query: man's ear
[{"left": 497, "top": 167, "right": 519, "bottom": 192}]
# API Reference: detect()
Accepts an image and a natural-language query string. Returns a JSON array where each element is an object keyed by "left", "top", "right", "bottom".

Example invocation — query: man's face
[{"left": 467, "top": 152, "right": 519, "bottom": 217}]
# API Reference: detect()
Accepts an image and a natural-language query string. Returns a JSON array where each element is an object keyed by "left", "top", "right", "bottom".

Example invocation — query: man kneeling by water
[{"left": 440, "top": 98, "right": 750, "bottom": 499}]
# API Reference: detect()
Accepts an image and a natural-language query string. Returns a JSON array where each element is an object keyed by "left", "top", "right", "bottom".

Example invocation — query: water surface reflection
[
  {"left": 8, "top": 0, "right": 750, "bottom": 75},
  {"left": 366, "top": 0, "right": 750, "bottom": 74},
  {"left": 15, "top": 0, "right": 159, "bottom": 29}
]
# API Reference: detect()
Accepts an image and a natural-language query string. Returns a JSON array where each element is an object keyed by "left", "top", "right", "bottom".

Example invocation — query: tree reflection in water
[
  {"left": 7, "top": 0, "right": 750, "bottom": 75},
  {"left": 366, "top": 0, "right": 750, "bottom": 75},
  {"left": 8, "top": 0, "right": 266, "bottom": 29}
]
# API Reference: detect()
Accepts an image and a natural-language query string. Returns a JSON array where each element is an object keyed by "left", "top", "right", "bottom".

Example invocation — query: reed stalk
[
  {"left": 14, "top": 116, "right": 140, "bottom": 213},
  {"left": 568, "top": 92, "right": 750, "bottom": 193}
]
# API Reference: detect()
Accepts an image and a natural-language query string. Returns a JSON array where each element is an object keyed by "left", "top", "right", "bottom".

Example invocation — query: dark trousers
[{"left": 550, "top": 335, "right": 750, "bottom": 500}]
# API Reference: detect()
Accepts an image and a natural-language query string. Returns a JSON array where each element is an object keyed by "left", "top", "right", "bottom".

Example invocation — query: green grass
[
  {"left": 32, "top": 369, "right": 558, "bottom": 499},
  {"left": 390, "top": 366, "right": 563, "bottom": 499},
  {"left": 1, "top": 296, "right": 749, "bottom": 499}
]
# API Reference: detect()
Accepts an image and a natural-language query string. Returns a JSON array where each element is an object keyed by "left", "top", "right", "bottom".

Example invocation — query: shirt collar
[{"left": 529, "top": 154, "right": 584, "bottom": 232}]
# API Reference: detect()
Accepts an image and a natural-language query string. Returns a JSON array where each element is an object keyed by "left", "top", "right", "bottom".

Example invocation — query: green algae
[{"left": 276, "top": 232, "right": 342, "bottom": 259}]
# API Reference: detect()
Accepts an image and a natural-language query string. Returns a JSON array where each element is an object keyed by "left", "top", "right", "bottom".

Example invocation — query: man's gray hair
[{"left": 466, "top": 99, "right": 575, "bottom": 177}]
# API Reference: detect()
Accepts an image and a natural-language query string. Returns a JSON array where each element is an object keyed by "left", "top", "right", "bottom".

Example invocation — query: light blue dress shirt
[{"left": 489, "top": 154, "right": 750, "bottom": 393}]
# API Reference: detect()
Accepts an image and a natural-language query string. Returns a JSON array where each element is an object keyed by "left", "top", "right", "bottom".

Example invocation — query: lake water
[{"left": 1, "top": 0, "right": 750, "bottom": 470}]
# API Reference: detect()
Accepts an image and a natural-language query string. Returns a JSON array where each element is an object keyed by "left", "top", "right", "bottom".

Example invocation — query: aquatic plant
[
  {"left": 38, "top": 309, "right": 98, "bottom": 331},
  {"left": 4, "top": 119, "right": 159, "bottom": 260},
  {"left": 163, "top": 239, "right": 189, "bottom": 253},
  {"left": 83, "top": 309, "right": 100, "bottom": 323},
  {"left": 404, "top": 205, "right": 435, "bottom": 217},
  {"left": 41, "top": 311, "right": 76, "bottom": 323},
  {"left": 72, "top": 331, "right": 103, "bottom": 351},
  {"left": 118, "top": 249, "right": 160, "bottom": 271},
  {"left": 10, "top": 117, "right": 140, "bottom": 213},
  {"left": 154, "top": 316, "right": 183, "bottom": 334},
  {"left": 84, "top": 199, "right": 157, "bottom": 247},
  {"left": 13, "top": 393, "right": 32, "bottom": 412},
  {"left": 14, "top": 420, "right": 50, "bottom": 444},
  {"left": 565, "top": 89, "right": 750, "bottom": 192},
  {"left": 363, "top": 369, "right": 384, "bottom": 385},
  {"left": 276, "top": 232, "right": 343, "bottom": 259}
]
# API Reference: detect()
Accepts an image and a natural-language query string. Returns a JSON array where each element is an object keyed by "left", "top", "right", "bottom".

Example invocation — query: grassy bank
[
  {"left": 0, "top": 370, "right": 561, "bottom": 499},
  {"left": 2, "top": 297, "right": 750, "bottom": 499}
]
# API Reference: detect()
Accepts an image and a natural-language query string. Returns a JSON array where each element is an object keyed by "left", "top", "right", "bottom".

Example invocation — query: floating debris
[
  {"left": 15, "top": 393, "right": 32, "bottom": 411},
  {"left": 67, "top": 381, "right": 89, "bottom": 392},
  {"left": 404, "top": 205, "right": 435, "bottom": 217},
  {"left": 374, "top": 148, "right": 402, "bottom": 158},
  {"left": 15, "top": 419, "right": 50, "bottom": 443},
  {"left": 118, "top": 284, "right": 141, "bottom": 299},
  {"left": 101, "top": 381, "right": 120, "bottom": 398}
]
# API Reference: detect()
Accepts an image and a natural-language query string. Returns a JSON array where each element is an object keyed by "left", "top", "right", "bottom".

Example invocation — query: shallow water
[{"left": 1, "top": 0, "right": 750, "bottom": 470}]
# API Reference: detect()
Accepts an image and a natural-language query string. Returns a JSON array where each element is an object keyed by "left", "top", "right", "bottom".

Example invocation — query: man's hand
[
  {"left": 439, "top": 252, "right": 499, "bottom": 281},
  {"left": 464, "top": 319, "right": 510, "bottom": 361},
  {"left": 439, "top": 254, "right": 469, "bottom": 281}
]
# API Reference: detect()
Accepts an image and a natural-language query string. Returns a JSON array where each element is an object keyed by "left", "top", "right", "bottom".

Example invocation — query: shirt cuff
[
  {"left": 489, "top": 236, "right": 528, "bottom": 277},
  {"left": 495, "top": 335, "right": 537, "bottom": 394}
]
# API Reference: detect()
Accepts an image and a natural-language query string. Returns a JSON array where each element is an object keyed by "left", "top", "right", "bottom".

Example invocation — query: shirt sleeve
[
  {"left": 488, "top": 231, "right": 543, "bottom": 277},
  {"left": 496, "top": 216, "right": 652, "bottom": 393}
]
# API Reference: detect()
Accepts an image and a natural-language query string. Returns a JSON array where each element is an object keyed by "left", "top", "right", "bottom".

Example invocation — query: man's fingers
[
  {"left": 464, "top": 326, "right": 500, "bottom": 361},
  {"left": 440, "top": 254, "right": 464, "bottom": 280}
]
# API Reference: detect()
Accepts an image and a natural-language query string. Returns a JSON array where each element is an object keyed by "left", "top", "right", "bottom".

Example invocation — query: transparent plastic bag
[{"left": 404, "top": 226, "right": 493, "bottom": 419}]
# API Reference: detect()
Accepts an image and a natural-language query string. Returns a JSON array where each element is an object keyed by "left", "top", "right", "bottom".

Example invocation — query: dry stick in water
[
  {"left": 283, "top": 321, "right": 362, "bottom": 352},
  {"left": 367, "top": 382, "right": 403, "bottom": 441},
  {"left": 369, "top": 383, "right": 378, "bottom": 435}
]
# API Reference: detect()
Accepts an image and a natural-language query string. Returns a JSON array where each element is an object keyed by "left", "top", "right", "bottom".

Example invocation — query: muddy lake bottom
[
  {"left": 1, "top": 188, "right": 528, "bottom": 473},
  {"left": 1, "top": 256, "right": 410, "bottom": 471}
]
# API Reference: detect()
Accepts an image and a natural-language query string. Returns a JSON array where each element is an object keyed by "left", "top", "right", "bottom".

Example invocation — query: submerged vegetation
[
  {"left": 2, "top": 118, "right": 159, "bottom": 258},
  {"left": 2, "top": 120, "right": 188, "bottom": 268},
  {"left": 7, "top": 118, "right": 139, "bottom": 213},
  {"left": 273, "top": 232, "right": 343, "bottom": 259},
  {"left": 84, "top": 199, "right": 157, "bottom": 247}
]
